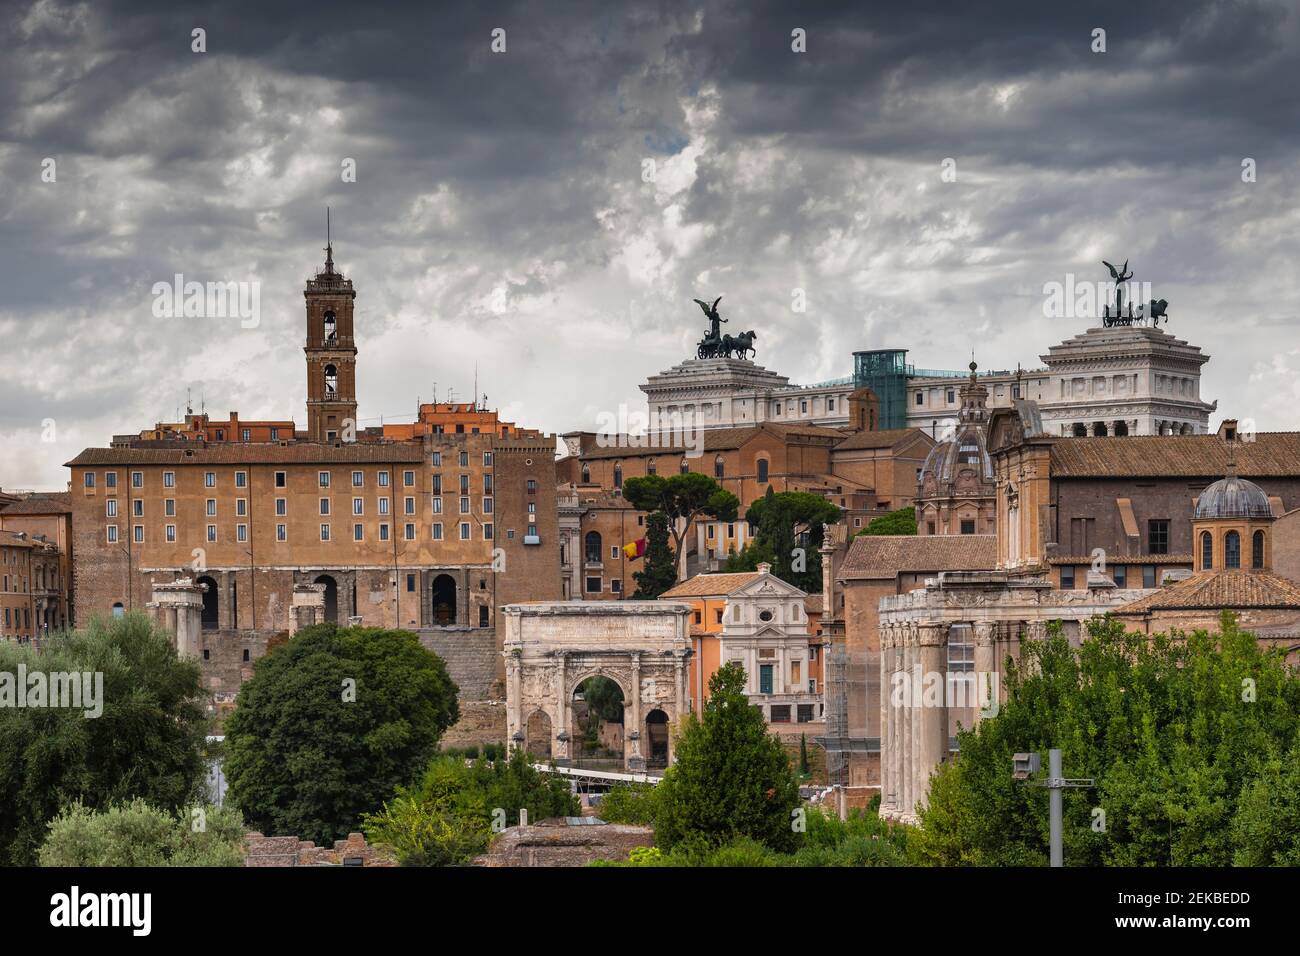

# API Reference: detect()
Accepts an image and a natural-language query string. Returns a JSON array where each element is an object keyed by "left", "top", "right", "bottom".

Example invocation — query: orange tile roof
[
  {"left": 832, "top": 428, "right": 932, "bottom": 451},
  {"left": 0, "top": 492, "right": 72, "bottom": 515},
  {"left": 1049, "top": 434, "right": 1300, "bottom": 478},
  {"left": 1115, "top": 569, "right": 1300, "bottom": 614},
  {"left": 660, "top": 572, "right": 761, "bottom": 598},
  {"left": 839, "top": 534, "right": 997, "bottom": 580}
]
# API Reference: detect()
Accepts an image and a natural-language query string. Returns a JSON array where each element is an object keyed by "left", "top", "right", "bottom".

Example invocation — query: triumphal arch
[{"left": 502, "top": 601, "right": 693, "bottom": 771}]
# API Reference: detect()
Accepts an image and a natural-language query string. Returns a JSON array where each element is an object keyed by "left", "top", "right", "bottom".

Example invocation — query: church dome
[
  {"left": 1195, "top": 474, "right": 1271, "bottom": 519},
  {"left": 920, "top": 422, "right": 993, "bottom": 488}
]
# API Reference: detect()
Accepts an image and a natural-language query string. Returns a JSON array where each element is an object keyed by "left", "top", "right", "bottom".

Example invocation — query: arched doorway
[
  {"left": 645, "top": 709, "right": 670, "bottom": 769},
  {"left": 570, "top": 676, "right": 624, "bottom": 770},
  {"left": 1114, "top": 421, "right": 1129, "bottom": 436},
  {"left": 313, "top": 574, "right": 339, "bottom": 624},
  {"left": 525, "top": 710, "right": 553, "bottom": 758},
  {"left": 432, "top": 574, "right": 457, "bottom": 625},
  {"left": 1072, "top": 423, "right": 1087, "bottom": 437},
  {"left": 1092, "top": 422, "right": 1108, "bottom": 437},
  {"left": 197, "top": 575, "right": 219, "bottom": 629},
  {"left": 111, "top": 602, "right": 125, "bottom": 618}
]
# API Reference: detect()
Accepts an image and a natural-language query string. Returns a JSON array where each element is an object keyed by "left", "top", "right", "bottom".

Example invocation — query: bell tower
[{"left": 304, "top": 215, "right": 358, "bottom": 441}]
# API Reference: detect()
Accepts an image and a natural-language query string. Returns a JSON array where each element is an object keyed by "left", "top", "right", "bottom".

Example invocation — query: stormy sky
[{"left": 2, "top": 0, "right": 1299, "bottom": 488}]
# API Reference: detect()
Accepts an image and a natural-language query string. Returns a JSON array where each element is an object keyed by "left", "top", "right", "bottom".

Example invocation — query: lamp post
[{"left": 1014, "top": 748, "right": 1094, "bottom": 867}]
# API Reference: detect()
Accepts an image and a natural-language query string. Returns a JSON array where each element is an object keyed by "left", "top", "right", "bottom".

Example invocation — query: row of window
[
  {"left": 1202, "top": 529, "right": 1265, "bottom": 570},
  {"left": 103, "top": 493, "right": 516, "bottom": 522},
  {"left": 106, "top": 521, "right": 513, "bottom": 545},
  {"left": 2, "top": 606, "right": 32, "bottom": 630},
  {"left": 582, "top": 460, "right": 771, "bottom": 485},
  {"left": 82, "top": 459, "right": 516, "bottom": 492}
]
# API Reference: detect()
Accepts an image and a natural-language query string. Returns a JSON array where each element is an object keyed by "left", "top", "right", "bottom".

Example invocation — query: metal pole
[{"left": 1049, "top": 748, "right": 1063, "bottom": 868}]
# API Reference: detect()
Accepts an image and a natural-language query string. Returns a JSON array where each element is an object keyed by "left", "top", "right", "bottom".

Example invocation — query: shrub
[{"left": 39, "top": 799, "right": 244, "bottom": 867}]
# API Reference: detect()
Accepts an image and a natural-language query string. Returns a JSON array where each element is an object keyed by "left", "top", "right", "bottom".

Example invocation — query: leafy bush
[
  {"left": 364, "top": 750, "right": 578, "bottom": 866},
  {"left": 0, "top": 612, "right": 209, "bottom": 865},
  {"left": 597, "top": 783, "right": 658, "bottom": 825},
  {"left": 39, "top": 799, "right": 244, "bottom": 867}
]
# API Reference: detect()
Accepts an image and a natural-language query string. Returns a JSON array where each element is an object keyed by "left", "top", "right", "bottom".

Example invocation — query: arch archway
[
  {"left": 197, "top": 575, "right": 219, "bottom": 629},
  {"left": 1072, "top": 423, "right": 1088, "bottom": 437},
  {"left": 1092, "top": 421, "right": 1108, "bottom": 437},
  {"left": 431, "top": 574, "right": 457, "bottom": 625},
  {"left": 111, "top": 602, "right": 125, "bottom": 618},
  {"left": 645, "top": 709, "right": 670, "bottom": 769},
  {"left": 525, "top": 710, "right": 552, "bottom": 758},
  {"left": 313, "top": 574, "right": 339, "bottom": 623},
  {"left": 1113, "top": 421, "right": 1129, "bottom": 436},
  {"left": 571, "top": 676, "right": 625, "bottom": 769}
]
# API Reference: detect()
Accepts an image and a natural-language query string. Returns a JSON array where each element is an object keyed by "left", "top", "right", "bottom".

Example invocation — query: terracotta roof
[
  {"left": 839, "top": 534, "right": 997, "bottom": 580},
  {"left": 1115, "top": 569, "right": 1300, "bottom": 614},
  {"left": 660, "top": 572, "right": 761, "bottom": 598},
  {"left": 803, "top": 594, "right": 824, "bottom": 614},
  {"left": 833, "top": 428, "right": 931, "bottom": 452},
  {"left": 0, "top": 492, "right": 72, "bottom": 514},
  {"left": 1050, "top": 434, "right": 1300, "bottom": 478},
  {"left": 66, "top": 443, "right": 427, "bottom": 466}
]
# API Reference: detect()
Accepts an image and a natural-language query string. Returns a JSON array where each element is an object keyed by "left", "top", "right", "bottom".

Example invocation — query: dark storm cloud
[{"left": 1, "top": 0, "right": 1299, "bottom": 487}]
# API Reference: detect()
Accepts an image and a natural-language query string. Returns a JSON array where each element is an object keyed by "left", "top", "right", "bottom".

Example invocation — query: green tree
[
  {"left": 632, "top": 511, "right": 678, "bottom": 598},
  {"left": 623, "top": 473, "right": 740, "bottom": 581},
  {"left": 0, "top": 612, "right": 209, "bottom": 866},
  {"left": 799, "top": 734, "right": 810, "bottom": 777},
  {"left": 653, "top": 662, "right": 801, "bottom": 852},
  {"left": 736, "top": 488, "right": 841, "bottom": 592},
  {"left": 38, "top": 799, "right": 245, "bottom": 867},
  {"left": 1231, "top": 731, "right": 1300, "bottom": 866},
  {"left": 364, "top": 750, "right": 578, "bottom": 866},
  {"left": 911, "top": 613, "right": 1300, "bottom": 867},
  {"left": 858, "top": 505, "right": 916, "bottom": 536},
  {"left": 224, "top": 623, "right": 459, "bottom": 846}
]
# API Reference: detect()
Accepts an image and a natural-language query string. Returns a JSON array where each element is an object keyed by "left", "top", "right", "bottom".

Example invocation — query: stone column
[
  {"left": 147, "top": 578, "right": 205, "bottom": 660},
  {"left": 916, "top": 622, "right": 949, "bottom": 816},
  {"left": 505, "top": 652, "right": 521, "bottom": 755},
  {"left": 882, "top": 623, "right": 898, "bottom": 813},
  {"left": 554, "top": 653, "right": 569, "bottom": 762},
  {"left": 901, "top": 623, "right": 915, "bottom": 820},
  {"left": 627, "top": 653, "right": 644, "bottom": 771},
  {"left": 973, "top": 621, "right": 997, "bottom": 727}
]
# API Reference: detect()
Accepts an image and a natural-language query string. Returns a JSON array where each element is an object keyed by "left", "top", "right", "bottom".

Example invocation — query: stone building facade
[
  {"left": 62, "top": 245, "right": 562, "bottom": 716},
  {"left": 1037, "top": 325, "right": 1215, "bottom": 437},
  {"left": 0, "top": 491, "right": 73, "bottom": 636},
  {"left": 503, "top": 601, "right": 692, "bottom": 771},
  {"left": 874, "top": 403, "right": 1300, "bottom": 823}
]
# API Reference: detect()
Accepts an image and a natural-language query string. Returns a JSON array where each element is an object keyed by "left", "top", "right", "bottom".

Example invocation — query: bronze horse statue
[{"left": 721, "top": 329, "right": 757, "bottom": 359}]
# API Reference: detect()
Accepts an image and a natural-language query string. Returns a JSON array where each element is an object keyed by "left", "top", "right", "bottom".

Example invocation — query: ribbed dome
[
  {"left": 921, "top": 423, "right": 993, "bottom": 485},
  {"left": 1195, "top": 474, "right": 1272, "bottom": 519}
]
